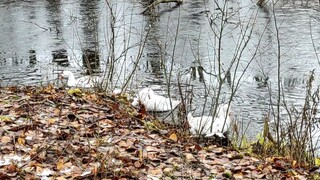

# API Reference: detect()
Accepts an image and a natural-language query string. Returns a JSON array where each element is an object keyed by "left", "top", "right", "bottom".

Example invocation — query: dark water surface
[{"left": 1, "top": 0, "right": 320, "bottom": 140}]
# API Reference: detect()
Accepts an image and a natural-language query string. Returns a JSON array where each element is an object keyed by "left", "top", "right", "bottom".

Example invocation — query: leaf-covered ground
[{"left": 0, "top": 85, "right": 318, "bottom": 179}]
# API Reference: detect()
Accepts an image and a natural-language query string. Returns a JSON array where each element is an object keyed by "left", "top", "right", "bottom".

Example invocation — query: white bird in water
[
  {"left": 60, "top": 70, "right": 102, "bottom": 88},
  {"left": 187, "top": 103, "right": 231, "bottom": 138},
  {"left": 132, "top": 88, "right": 180, "bottom": 112}
]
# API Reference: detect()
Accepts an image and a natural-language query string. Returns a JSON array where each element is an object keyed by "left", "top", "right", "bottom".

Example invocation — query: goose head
[
  {"left": 131, "top": 88, "right": 154, "bottom": 108},
  {"left": 138, "top": 88, "right": 155, "bottom": 101},
  {"left": 60, "top": 70, "right": 74, "bottom": 79},
  {"left": 60, "top": 71, "right": 76, "bottom": 86}
]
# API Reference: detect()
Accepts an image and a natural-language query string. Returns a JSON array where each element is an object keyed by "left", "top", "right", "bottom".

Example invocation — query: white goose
[
  {"left": 187, "top": 103, "right": 231, "bottom": 137},
  {"left": 60, "top": 70, "right": 102, "bottom": 88},
  {"left": 132, "top": 88, "right": 180, "bottom": 112}
]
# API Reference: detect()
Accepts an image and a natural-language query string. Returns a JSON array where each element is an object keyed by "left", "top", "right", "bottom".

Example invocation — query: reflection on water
[
  {"left": 28, "top": 49, "right": 37, "bottom": 66},
  {"left": 82, "top": 49, "right": 100, "bottom": 74},
  {"left": 0, "top": 0, "right": 320, "bottom": 140},
  {"left": 52, "top": 49, "right": 68, "bottom": 66}
]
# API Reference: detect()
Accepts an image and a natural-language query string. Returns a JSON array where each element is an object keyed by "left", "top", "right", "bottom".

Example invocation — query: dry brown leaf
[
  {"left": 64, "top": 162, "right": 73, "bottom": 168},
  {"left": 262, "top": 165, "right": 273, "bottom": 173},
  {"left": 56, "top": 159, "right": 64, "bottom": 170},
  {"left": 56, "top": 177, "right": 67, "bottom": 180},
  {"left": 163, "top": 167, "right": 173, "bottom": 174},
  {"left": 100, "top": 119, "right": 116, "bottom": 128},
  {"left": 206, "top": 145, "right": 218, "bottom": 150},
  {"left": 134, "top": 161, "right": 142, "bottom": 168},
  {"left": 225, "top": 153, "right": 233, "bottom": 159},
  {"left": 146, "top": 146, "right": 159, "bottom": 152},
  {"left": 250, "top": 157, "right": 260, "bottom": 162},
  {"left": 191, "top": 171, "right": 202, "bottom": 178},
  {"left": 0, "top": 115, "right": 12, "bottom": 122},
  {"left": 54, "top": 108, "right": 60, "bottom": 116},
  {"left": 251, "top": 170, "right": 266, "bottom": 179},
  {"left": 139, "top": 149, "right": 143, "bottom": 161},
  {"left": 169, "top": 133, "right": 178, "bottom": 142},
  {"left": 265, "top": 157, "right": 274, "bottom": 163},
  {"left": 211, "top": 157, "right": 230, "bottom": 165},
  {"left": 233, "top": 165, "right": 243, "bottom": 171},
  {"left": 70, "top": 121, "right": 80, "bottom": 129},
  {"left": 118, "top": 140, "right": 133, "bottom": 148},
  {"left": 147, "top": 152, "right": 158, "bottom": 159},
  {"left": 6, "top": 164, "right": 17, "bottom": 173},
  {"left": 185, "top": 153, "right": 197, "bottom": 162},
  {"left": 43, "top": 84, "right": 55, "bottom": 94},
  {"left": 198, "top": 153, "right": 207, "bottom": 162},
  {"left": 17, "top": 137, "right": 25, "bottom": 145},
  {"left": 147, "top": 168, "right": 163, "bottom": 175},
  {"left": 212, "top": 147, "right": 224, "bottom": 154},
  {"left": 292, "top": 160, "right": 297, "bottom": 167},
  {"left": 48, "top": 118, "right": 56, "bottom": 124},
  {"left": 233, "top": 172, "right": 243, "bottom": 179},
  {"left": 38, "top": 151, "right": 46, "bottom": 160},
  {"left": 70, "top": 102, "right": 77, "bottom": 109},
  {"left": 1, "top": 136, "right": 11, "bottom": 144},
  {"left": 247, "top": 165, "right": 256, "bottom": 170},
  {"left": 92, "top": 162, "right": 99, "bottom": 176},
  {"left": 85, "top": 94, "right": 98, "bottom": 101}
]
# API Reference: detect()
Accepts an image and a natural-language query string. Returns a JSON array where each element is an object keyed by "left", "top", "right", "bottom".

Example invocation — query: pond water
[{"left": 1, "top": 0, "right": 320, "bottom": 141}]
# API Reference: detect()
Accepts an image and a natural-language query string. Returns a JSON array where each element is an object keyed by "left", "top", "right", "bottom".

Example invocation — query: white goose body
[
  {"left": 132, "top": 88, "right": 180, "bottom": 112},
  {"left": 187, "top": 104, "right": 231, "bottom": 137},
  {"left": 61, "top": 70, "right": 101, "bottom": 88}
]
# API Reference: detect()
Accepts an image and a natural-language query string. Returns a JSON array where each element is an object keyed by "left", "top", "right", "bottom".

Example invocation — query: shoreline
[{"left": 0, "top": 85, "right": 317, "bottom": 179}]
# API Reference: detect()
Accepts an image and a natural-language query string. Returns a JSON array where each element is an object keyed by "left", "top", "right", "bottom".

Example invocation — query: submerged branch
[{"left": 142, "top": 0, "right": 183, "bottom": 14}]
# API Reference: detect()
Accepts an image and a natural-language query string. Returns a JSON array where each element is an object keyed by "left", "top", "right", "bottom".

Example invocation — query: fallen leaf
[
  {"left": 17, "top": 137, "right": 25, "bottom": 145},
  {"left": 43, "top": 84, "right": 55, "bottom": 94},
  {"left": 36, "top": 166, "right": 53, "bottom": 177},
  {"left": 118, "top": 140, "right": 128, "bottom": 148},
  {"left": 1, "top": 136, "right": 11, "bottom": 144},
  {"left": 38, "top": 151, "right": 46, "bottom": 160},
  {"left": 6, "top": 164, "right": 17, "bottom": 173},
  {"left": 194, "top": 144, "right": 202, "bottom": 151},
  {"left": 148, "top": 168, "right": 163, "bottom": 176},
  {"left": 48, "top": 118, "right": 56, "bottom": 124},
  {"left": 185, "top": 153, "right": 197, "bottom": 162},
  {"left": 250, "top": 157, "right": 260, "bottom": 162},
  {"left": 85, "top": 94, "right": 97, "bottom": 101},
  {"left": 146, "top": 146, "right": 159, "bottom": 152},
  {"left": 292, "top": 160, "right": 297, "bottom": 167},
  {"left": 56, "top": 159, "right": 64, "bottom": 170},
  {"left": 169, "top": 133, "right": 178, "bottom": 142},
  {"left": 233, "top": 172, "right": 243, "bottom": 179},
  {"left": 134, "top": 161, "right": 142, "bottom": 168},
  {"left": 54, "top": 108, "right": 61, "bottom": 116},
  {"left": 68, "top": 88, "right": 83, "bottom": 97},
  {"left": 56, "top": 177, "right": 66, "bottom": 180},
  {"left": 163, "top": 167, "right": 173, "bottom": 174},
  {"left": 0, "top": 115, "right": 12, "bottom": 122},
  {"left": 139, "top": 149, "right": 144, "bottom": 161}
]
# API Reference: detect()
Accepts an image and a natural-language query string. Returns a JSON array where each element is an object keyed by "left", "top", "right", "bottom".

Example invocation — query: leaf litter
[{"left": 0, "top": 85, "right": 318, "bottom": 179}]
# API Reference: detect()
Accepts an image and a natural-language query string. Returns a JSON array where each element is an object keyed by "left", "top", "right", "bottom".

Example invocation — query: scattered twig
[{"left": 20, "top": 20, "right": 51, "bottom": 31}]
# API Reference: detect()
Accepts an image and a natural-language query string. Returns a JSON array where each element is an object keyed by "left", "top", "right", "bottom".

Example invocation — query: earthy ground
[{"left": 0, "top": 85, "right": 318, "bottom": 179}]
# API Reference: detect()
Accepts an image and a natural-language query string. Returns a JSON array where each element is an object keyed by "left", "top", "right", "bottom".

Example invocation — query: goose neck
[
  {"left": 66, "top": 72, "right": 77, "bottom": 86},
  {"left": 187, "top": 113, "right": 193, "bottom": 121}
]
